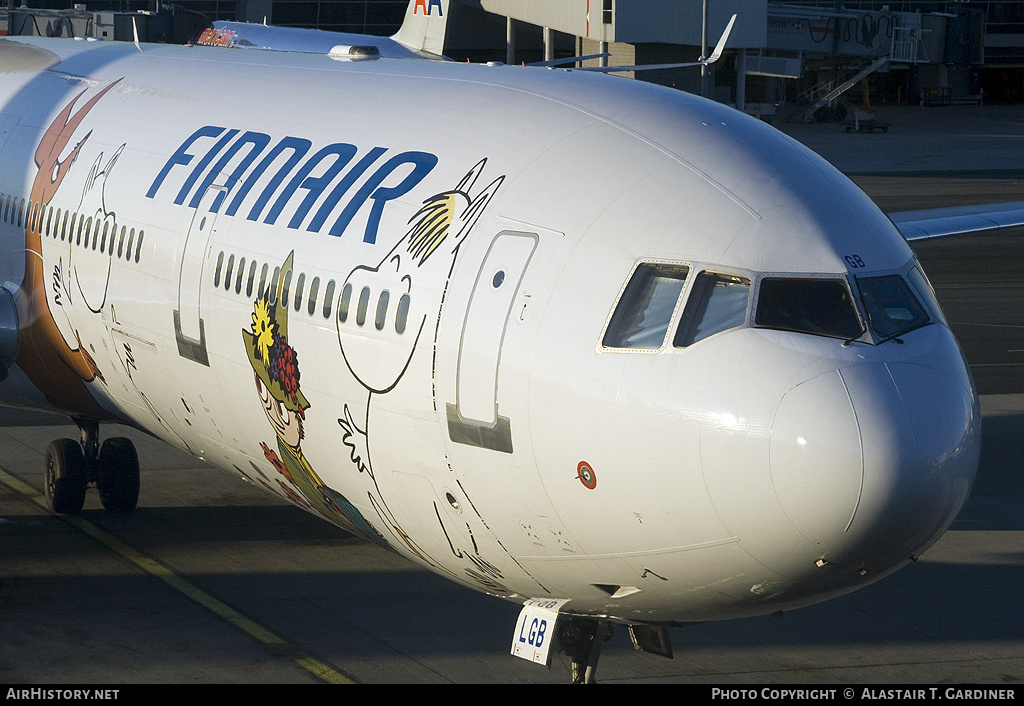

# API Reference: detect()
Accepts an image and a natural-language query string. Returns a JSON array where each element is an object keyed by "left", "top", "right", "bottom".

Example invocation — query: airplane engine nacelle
[{"left": 0, "top": 284, "right": 19, "bottom": 381}]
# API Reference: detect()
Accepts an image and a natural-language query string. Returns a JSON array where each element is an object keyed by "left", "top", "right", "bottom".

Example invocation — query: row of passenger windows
[
  {"left": 602, "top": 261, "right": 936, "bottom": 350},
  {"left": 0, "top": 192, "right": 145, "bottom": 264},
  {"left": 213, "top": 250, "right": 412, "bottom": 335}
]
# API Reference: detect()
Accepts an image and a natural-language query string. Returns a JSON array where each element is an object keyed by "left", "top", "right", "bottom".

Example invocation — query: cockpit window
[
  {"left": 755, "top": 277, "right": 864, "bottom": 340},
  {"left": 674, "top": 272, "right": 750, "bottom": 347},
  {"left": 602, "top": 263, "right": 689, "bottom": 349},
  {"left": 856, "top": 273, "right": 931, "bottom": 338},
  {"left": 907, "top": 265, "right": 948, "bottom": 327}
]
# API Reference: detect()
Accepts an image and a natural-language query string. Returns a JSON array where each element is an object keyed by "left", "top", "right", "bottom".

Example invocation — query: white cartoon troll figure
[{"left": 337, "top": 158, "right": 504, "bottom": 473}]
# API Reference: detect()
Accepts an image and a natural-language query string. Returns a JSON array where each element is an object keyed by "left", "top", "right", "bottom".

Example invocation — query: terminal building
[{"left": 3, "top": 1, "right": 1023, "bottom": 109}]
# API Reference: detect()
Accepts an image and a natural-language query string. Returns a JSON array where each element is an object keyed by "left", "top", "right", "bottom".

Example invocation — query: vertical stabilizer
[{"left": 392, "top": 0, "right": 450, "bottom": 57}]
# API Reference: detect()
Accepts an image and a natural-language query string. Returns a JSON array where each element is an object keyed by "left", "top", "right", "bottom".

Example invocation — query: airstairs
[
  {"left": 799, "top": 54, "right": 891, "bottom": 120},
  {"left": 795, "top": 13, "right": 926, "bottom": 120}
]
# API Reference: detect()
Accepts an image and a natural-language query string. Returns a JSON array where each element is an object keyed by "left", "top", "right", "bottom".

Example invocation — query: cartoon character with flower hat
[{"left": 243, "top": 251, "right": 384, "bottom": 545}]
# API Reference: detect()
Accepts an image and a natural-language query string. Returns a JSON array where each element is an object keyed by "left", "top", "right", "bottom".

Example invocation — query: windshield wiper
[
  {"left": 872, "top": 320, "right": 933, "bottom": 346},
  {"left": 875, "top": 331, "right": 905, "bottom": 346}
]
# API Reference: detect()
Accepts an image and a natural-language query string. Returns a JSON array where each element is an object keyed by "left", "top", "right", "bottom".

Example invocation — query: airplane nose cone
[
  {"left": 770, "top": 369, "right": 862, "bottom": 543},
  {"left": 770, "top": 362, "right": 979, "bottom": 568}
]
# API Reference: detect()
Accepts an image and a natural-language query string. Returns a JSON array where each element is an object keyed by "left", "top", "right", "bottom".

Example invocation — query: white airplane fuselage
[{"left": 0, "top": 37, "right": 979, "bottom": 626}]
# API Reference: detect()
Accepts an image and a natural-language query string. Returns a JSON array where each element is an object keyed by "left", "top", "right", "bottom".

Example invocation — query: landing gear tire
[
  {"left": 96, "top": 437, "right": 140, "bottom": 514},
  {"left": 44, "top": 438, "right": 87, "bottom": 515}
]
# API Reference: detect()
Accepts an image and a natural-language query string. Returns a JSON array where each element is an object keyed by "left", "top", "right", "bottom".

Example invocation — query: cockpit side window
[
  {"left": 856, "top": 273, "right": 930, "bottom": 338},
  {"left": 755, "top": 277, "right": 864, "bottom": 340},
  {"left": 907, "top": 265, "right": 948, "bottom": 327},
  {"left": 602, "top": 263, "right": 689, "bottom": 349},
  {"left": 674, "top": 272, "right": 750, "bottom": 347}
]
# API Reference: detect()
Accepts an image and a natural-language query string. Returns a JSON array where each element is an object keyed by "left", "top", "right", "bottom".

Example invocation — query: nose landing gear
[
  {"left": 557, "top": 617, "right": 612, "bottom": 684},
  {"left": 43, "top": 419, "right": 139, "bottom": 515}
]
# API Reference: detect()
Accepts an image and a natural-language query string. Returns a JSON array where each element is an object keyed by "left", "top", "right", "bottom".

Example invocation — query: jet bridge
[
  {"left": 752, "top": 5, "right": 975, "bottom": 119},
  {"left": 462, "top": 1, "right": 984, "bottom": 114},
  {"left": 0, "top": 4, "right": 207, "bottom": 44}
]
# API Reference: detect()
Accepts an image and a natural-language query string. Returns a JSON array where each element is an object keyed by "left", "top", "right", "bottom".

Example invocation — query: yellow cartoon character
[{"left": 243, "top": 252, "right": 385, "bottom": 545}]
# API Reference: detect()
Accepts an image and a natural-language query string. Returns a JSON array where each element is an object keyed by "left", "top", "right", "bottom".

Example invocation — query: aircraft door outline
[
  {"left": 447, "top": 230, "right": 537, "bottom": 453},
  {"left": 174, "top": 180, "right": 228, "bottom": 365},
  {"left": 0, "top": 116, "right": 22, "bottom": 284}
]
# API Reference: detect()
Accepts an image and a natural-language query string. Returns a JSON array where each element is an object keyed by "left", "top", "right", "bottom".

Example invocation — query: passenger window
[
  {"left": 225, "top": 254, "right": 235, "bottom": 290},
  {"left": 375, "top": 291, "right": 389, "bottom": 331},
  {"left": 246, "top": 260, "right": 256, "bottom": 297},
  {"left": 307, "top": 276, "right": 320, "bottom": 316},
  {"left": 674, "top": 272, "right": 750, "bottom": 347},
  {"left": 339, "top": 282, "right": 352, "bottom": 321},
  {"left": 258, "top": 264, "right": 269, "bottom": 298},
  {"left": 281, "top": 269, "right": 292, "bottom": 307},
  {"left": 602, "top": 263, "right": 689, "bottom": 349},
  {"left": 356, "top": 286, "right": 370, "bottom": 326},
  {"left": 269, "top": 266, "right": 281, "bottom": 304},
  {"left": 755, "top": 278, "right": 863, "bottom": 340},
  {"left": 236, "top": 257, "right": 246, "bottom": 294},
  {"left": 338, "top": 283, "right": 352, "bottom": 323},
  {"left": 293, "top": 272, "right": 305, "bottom": 312},
  {"left": 214, "top": 251, "right": 224, "bottom": 287},
  {"left": 396, "top": 294, "right": 410, "bottom": 334},
  {"left": 323, "top": 279, "right": 336, "bottom": 319}
]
